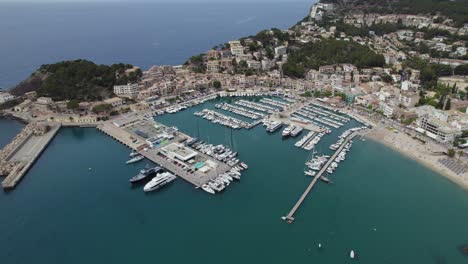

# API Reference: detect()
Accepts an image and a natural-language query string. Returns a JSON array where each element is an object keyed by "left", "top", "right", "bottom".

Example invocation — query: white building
[
  {"left": 114, "top": 84, "right": 139, "bottom": 98},
  {"left": 379, "top": 102, "right": 394, "bottom": 118},
  {"left": 274, "top": 46, "right": 287, "bottom": 57},
  {"left": 206, "top": 60, "right": 220, "bottom": 73},
  {"left": 419, "top": 116, "right": 460, "bottom": 143},
  {"left": 398, "top": 91, "right": 420, "bottom": 108},
  {"left": 261, "top": 59, "right": 274, "bottom": 71},
  {"left": 247, "top": 60, "right": 261, "bottom": 70},
  {"left": 103, "top": 97, "right": 124, "bottom": 108},
  {"left": 0, "top": 92, "right": 15, "bottom": 103},
  {"left": 229, "top": 40, "right": 244, "bottom": 57},
  {"left": 36, "top": 97, "right": 53, "bottom": 105}
]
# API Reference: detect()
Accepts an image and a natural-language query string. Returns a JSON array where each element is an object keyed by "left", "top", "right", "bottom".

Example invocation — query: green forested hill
[
  {"left": 282, "top": 39, "right": 385, "bottom": 78},
  {"left": 11, "top": 60, "right": 141, "bottom": 101}
]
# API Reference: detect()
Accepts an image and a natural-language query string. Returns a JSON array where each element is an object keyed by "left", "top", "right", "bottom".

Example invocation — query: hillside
[
  {"left": 282, "top": 39, "right": 385, "bottom": 78},
  {"left": 322, "top": 0, "right": 468, "bottom": 26},
  {"left": 10, "top": 60, "right": 141, "bottom": 101}
]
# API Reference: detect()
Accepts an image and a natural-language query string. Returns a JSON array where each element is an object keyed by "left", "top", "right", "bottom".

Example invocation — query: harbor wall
[{"left": 2, "top": 125, "right": 61, "bottom": 189}]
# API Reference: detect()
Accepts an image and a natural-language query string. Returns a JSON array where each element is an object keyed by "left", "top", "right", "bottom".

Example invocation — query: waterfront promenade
[{"left": 284, "top": 131, "right": 358, "bottom": 223}]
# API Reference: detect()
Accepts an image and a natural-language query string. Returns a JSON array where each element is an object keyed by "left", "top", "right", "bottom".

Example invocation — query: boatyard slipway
[{"left": 0, "top": 97, "right": 468, "bottom": 263}]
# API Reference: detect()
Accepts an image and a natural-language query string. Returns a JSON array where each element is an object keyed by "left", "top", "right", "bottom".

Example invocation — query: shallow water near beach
[{"left": 0, "top": 98, "right": 467, "bottom": 263}]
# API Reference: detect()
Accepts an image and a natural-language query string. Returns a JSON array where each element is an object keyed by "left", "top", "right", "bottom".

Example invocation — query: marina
[
  {"left": 259, "top": 98, "right": 289, "bottom": 110},
  {"left": 234, "top": 99, "right": 278, "bottom": 114},
  {"left": 194, "top": 109, "right": 251, "bottom": 129},
  {"left": 284, "top": 129, "right": 361, "bottom": 223},
  {"left": 1, "top": 98, "right": 468, "bottom": 263},
  {"left": 215, "top": 102, "right": 265, "bottom": 120}
]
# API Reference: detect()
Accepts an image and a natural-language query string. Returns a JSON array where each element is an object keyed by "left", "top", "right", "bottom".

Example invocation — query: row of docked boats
[
  {"left": 325, "top": 141, "right": 353, "bottom": 174},
  {"left": 294, "top": 130, "right": 325, "bottom": 150},
  {"left": 295, "top": 131, "right": 316, "bottom": 148},
  {"left": 304, "top": 154, "right": 332, "bottom": 183},
  {"left": 292, "top": 110, "right": 337, "bottom": 131},
  {"left": 234, "top": 100, "right": 277, "bottom": 114},
  {"left": 305, "top": 154, "right": 329, "bottom": 172},
  {"left": 330, "top": 126, "right": 367, "bottom": 150},
  {"left": 303, "top": 132, "right": 325, "bottom": 151},
  {"left": 194, "top": 109, "right": 250, "bottom": 129},
  {"left": 200, "top": 166, "right": 246, "bottom": 194},
  {"left": 259, "top": 98, "right": 287, "bottom": 110},
  {"left": 218, "top": 91, "right": 268, "bottom": 97},
  {"left": 215, "top": 102, "right": 264, "bottom": 120},
  {"left": 192, "top": 142, "right": 248, "bottom": 168},
  {"left": 153, "top": 94, "right": 218, "bottom": 116},
  {"left": 305, "top": 105, "right": 350, "bottom": 123}
]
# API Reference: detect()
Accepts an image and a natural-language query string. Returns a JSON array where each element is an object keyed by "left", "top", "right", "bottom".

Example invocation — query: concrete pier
[
  {"left": 1, "top": 123, "right": 61, "bottom": 189},
  {"left": 97, "top": 119, "right": 233, "bottom": 187},
  {"left": 284, "top": 132, "right": 358, "bottom": 223}
]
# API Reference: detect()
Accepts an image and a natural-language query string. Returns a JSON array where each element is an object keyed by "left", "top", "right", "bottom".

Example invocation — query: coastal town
[
  {"left": 1, "top": 0, "right": 468, "bottom": 201},
  {"left": 1, "top": 1, "right": 468, "bottom": 262}
]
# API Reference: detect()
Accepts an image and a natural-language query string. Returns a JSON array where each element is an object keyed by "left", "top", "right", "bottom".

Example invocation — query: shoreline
[{"left": 366, "top": 127, "right": 468, "bottom": 192}]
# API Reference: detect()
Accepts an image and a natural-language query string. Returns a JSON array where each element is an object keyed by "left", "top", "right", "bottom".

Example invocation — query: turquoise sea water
[{"left": 0, "top": 98, "right": 467, "bottom": 263}]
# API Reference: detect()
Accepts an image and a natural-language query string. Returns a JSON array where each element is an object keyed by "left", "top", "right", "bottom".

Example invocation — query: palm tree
[{"left": 457, "top": 150, "right": 464, "bottom": 162}]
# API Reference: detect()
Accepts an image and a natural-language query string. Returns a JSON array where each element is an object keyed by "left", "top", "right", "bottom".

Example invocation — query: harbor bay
[{"left": 1, "top": 97, "right": 466, "bottom": 263}]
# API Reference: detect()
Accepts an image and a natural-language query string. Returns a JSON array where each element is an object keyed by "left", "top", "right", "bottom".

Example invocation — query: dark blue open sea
[{"left": 0, "top": 1, "right": 311, "bottom": 89}]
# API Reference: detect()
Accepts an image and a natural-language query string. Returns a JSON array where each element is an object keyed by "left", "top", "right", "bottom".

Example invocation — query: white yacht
[
  {"left": 217, "top": 176, "right": 230, "bottom": 185},
  {"left": 201, "top": 184, "right": 215, "bottom": 194},
  {"left": 126, "top": 155, "right": 144, "bottom": 164},
  {"left": 222, "top": 174, "right": 233, "bottom": 182},
  {"left": 350, "top": 250, "right": 355, "bottom": 259},
  {"left": 282, "top": 125, "right": 294, "bottom": 137},
  {"left": 209, "top": 180, "right": 225, "bottom": 192},
  {"left": 143, "top": 172, "right": 176, "bottom": 192}
]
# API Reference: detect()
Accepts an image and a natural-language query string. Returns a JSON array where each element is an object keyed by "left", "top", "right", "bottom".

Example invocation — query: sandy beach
[{"left": 366, "top": 126, "right": 468, "bottom": 191}]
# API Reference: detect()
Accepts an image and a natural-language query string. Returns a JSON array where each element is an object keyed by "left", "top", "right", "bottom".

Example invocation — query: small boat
[
  {"left": 320, "top": 176, "right": 331, "bottom": 183},
  {"left": 218, "top": 176, "right": 230, "bottom": 185},
  {"left": 129, "top": 151, "right": 139, "bottom": 157},
  {"left": 240, "top": 162, "right": 249, "bottom": 170},
  {"left": 126, "top": 155, "right": 144, "bottom": 164},
  {"left": 230, "top": 172, "right": 241, "bottom": 180},
  {"left": 201, "top": 184, "right": 215, "bottom": 194},
  {"left": 350, "top": 250, "right": 355, "bottom": 259},
  {"left": 222, "top": 174, "right": 233, "bottom": 182}
]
